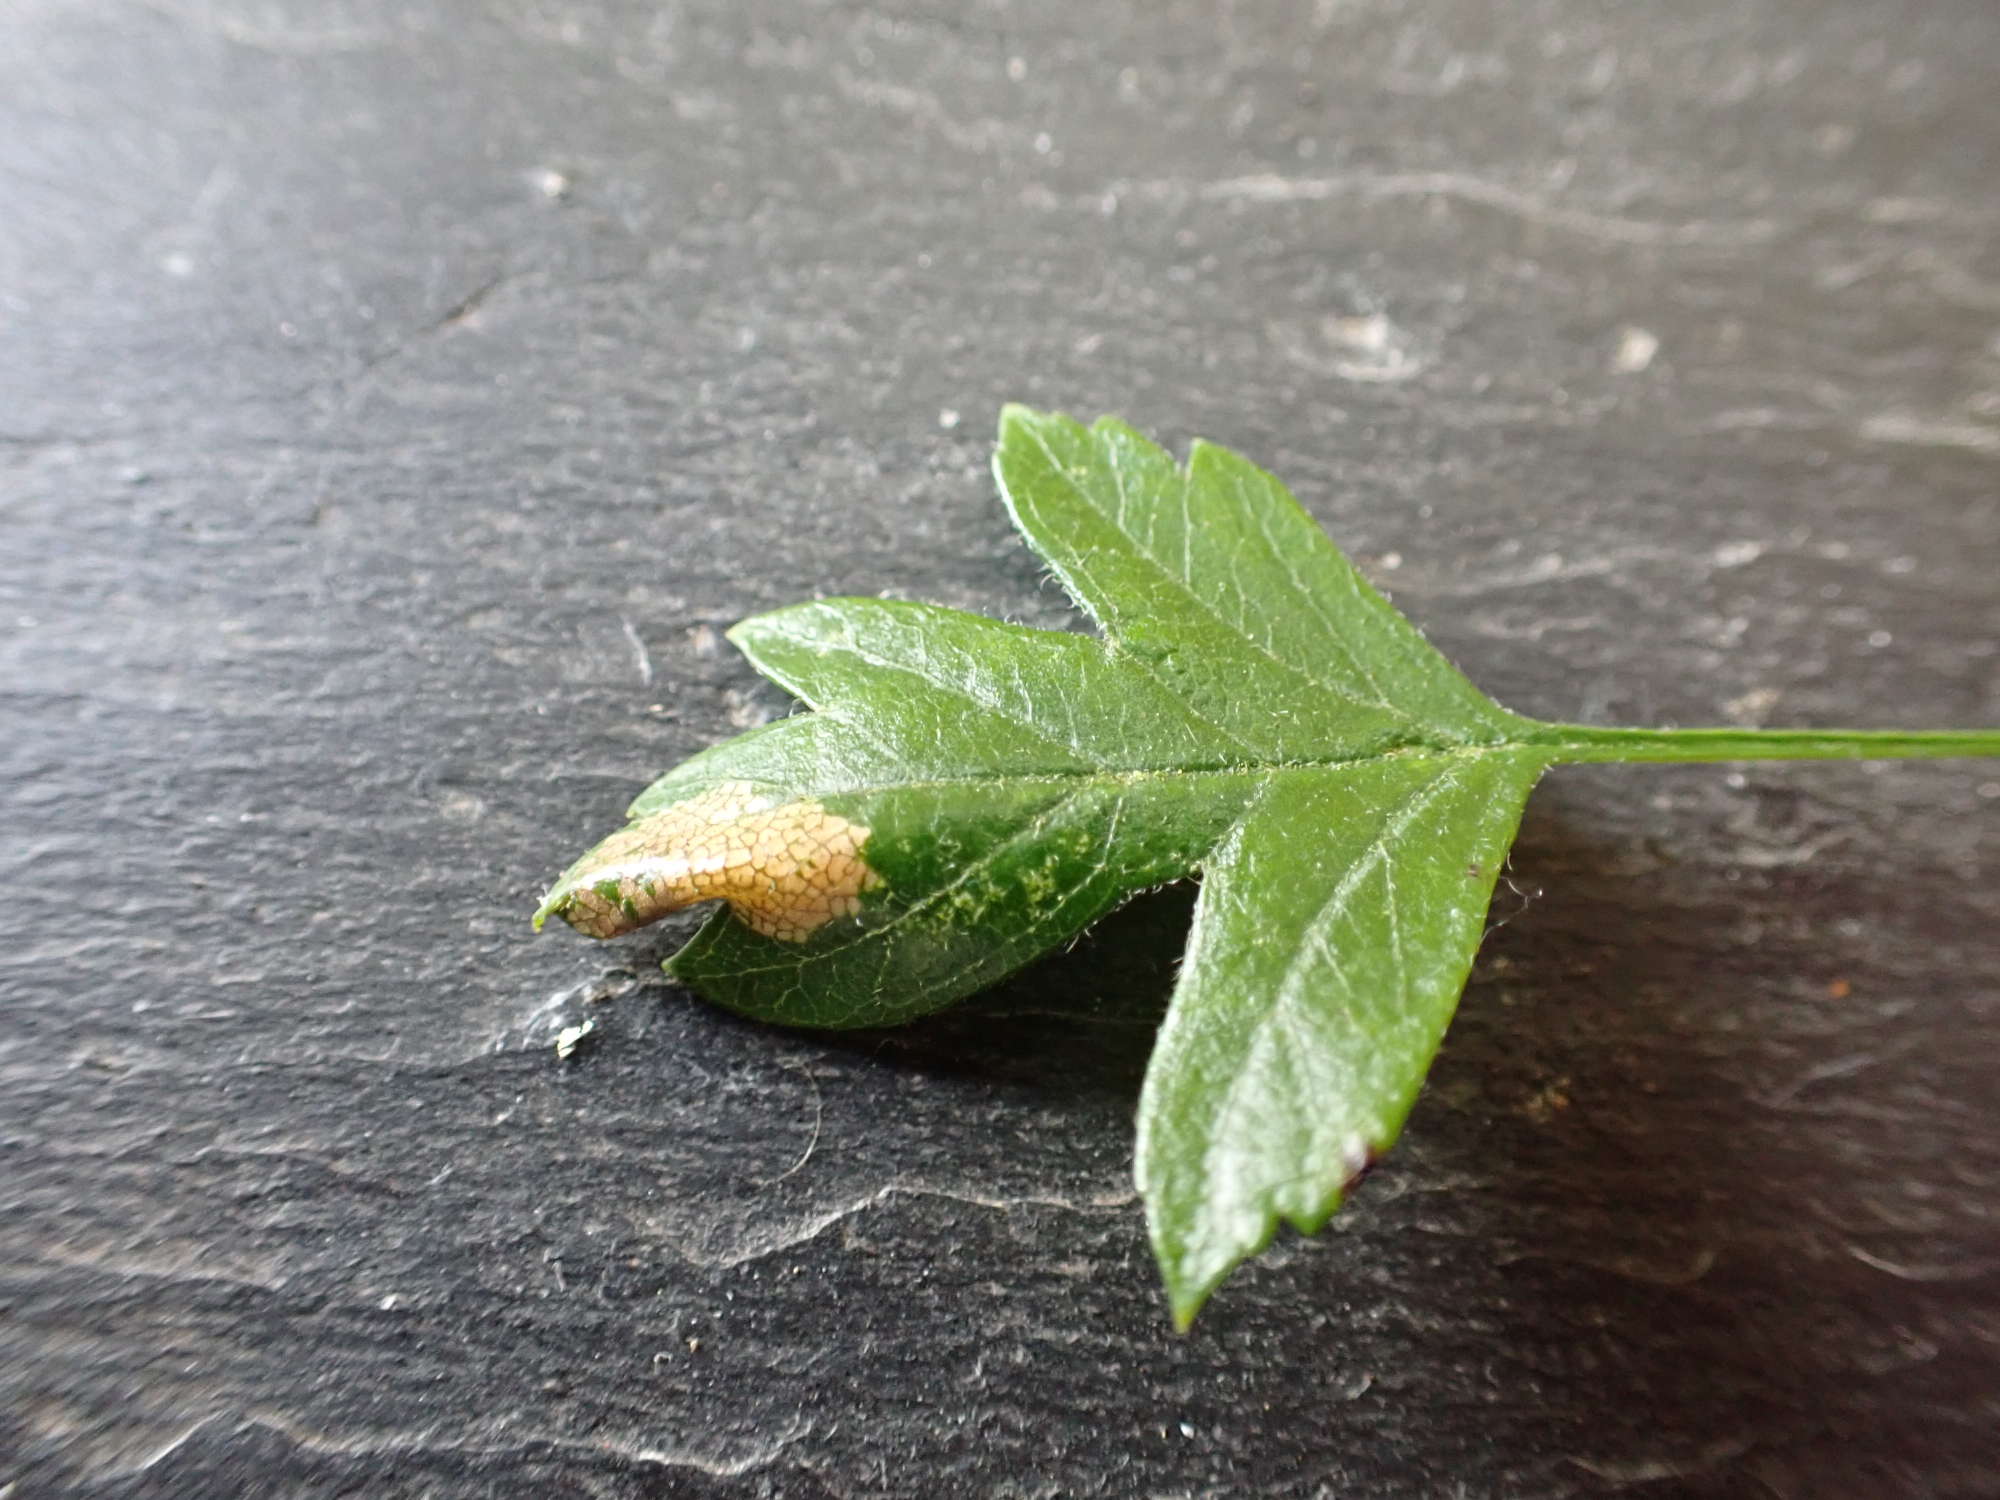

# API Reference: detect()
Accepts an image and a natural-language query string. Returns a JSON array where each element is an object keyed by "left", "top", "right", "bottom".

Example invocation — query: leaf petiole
[{"left": 1522, "top": 723, "right": 2000, "bottom": 765}]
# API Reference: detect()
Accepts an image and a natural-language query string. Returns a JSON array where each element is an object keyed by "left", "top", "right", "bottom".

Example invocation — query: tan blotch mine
[{"left": 553, "top": 781, "right": 880, "bottom": 942}]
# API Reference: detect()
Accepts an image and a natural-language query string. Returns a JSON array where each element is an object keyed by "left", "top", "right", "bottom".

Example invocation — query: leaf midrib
[
  {"left": 785, "top": 732, "right": 1553, "bottom": 801},
  {"left": 1016, "top": 421, "right": 1417, "bottom": 731},
  {"left": 1190, "top": 762, "right": 1466, "bottom": 1243},
  {"left": 684, "top": 779, "right": 1114, "bottom": 984}
]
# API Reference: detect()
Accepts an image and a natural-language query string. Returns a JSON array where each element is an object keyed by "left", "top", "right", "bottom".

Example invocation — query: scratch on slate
[
  {"left": 103, "top": 1412, "right": 816, "bottom": 1483},
  {"left": 1845, "top": 1243, "right": 2000, "bottom": 1282},
  {"left": 622, "top": 1416, "right": 814, "bottom": 1478},
  {"left": 126, "top": 0, "right": 389, "bottom": 54},
  {"left": 751, "top": 1063, "right": 823, "bottom": 1188},
  {"left": 1566, "top": 1437, "right": 1754, "bottom": 1485},
  {"left": 1122, "top": 171, "right": 1778, "bottom": 247},
  {"left": 1497, "top": 1244, "right": 1718, "bottom": 1287},
  {"left": 620, "top": 617, "right": 654, "bottom": 686},
  {"left": 830, "top": 65, "right": 1013, "bottom": 153},
  {"left": 432, "top": 273, "right": 514, "bottom": 332},
  {"left": 676, "top": 1179, "right": 1137, "bottom": 1269},
  {"left": 1859, "top": 413, "right": 2000, "bottom": 456},
  {"left": 1759, "top": 1040, "right": 1916, "bottom": 1109}
]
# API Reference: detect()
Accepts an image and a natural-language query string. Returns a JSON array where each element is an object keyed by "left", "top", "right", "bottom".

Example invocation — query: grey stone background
[{"left": 3, "top": 1, "right": 1997, "bottom": 1495}]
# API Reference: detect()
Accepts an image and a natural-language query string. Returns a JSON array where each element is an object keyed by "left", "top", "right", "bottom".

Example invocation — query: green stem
[{"left": 1524, "top": 723, "right": 2000, "bottom": 765}]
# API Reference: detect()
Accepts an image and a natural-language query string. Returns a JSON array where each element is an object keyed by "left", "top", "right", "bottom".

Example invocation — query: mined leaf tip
[{"left": 537, "top": 782, "right": 880, "bottom": 943}]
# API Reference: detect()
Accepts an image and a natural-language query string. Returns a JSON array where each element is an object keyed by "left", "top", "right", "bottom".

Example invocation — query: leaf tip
[
  {"left": 1147, "top": 1130, "right": 1389, "bottom": 1331},
  {"left": 1156, "top": 1220, "right": 1308, "bottom": 1332},
  {"left": 1157, "top": 1233, "right": 1258, "bottom": 1334},
  {"left": 996, "top": 403, "right": 1096, "bottom": 453},
  {"left": 995, "top": 400, "right": 1046, "bottom": 435},
  {"left": 531, "top": 885, "right": 570, "bottom": 934},
  {"left": 540, "top": 785, "right": 882, "bottom": 944},
  {"left": 1166, "top": 1280, "right": 1211, "bottom": 1335},
  {"left": 721, "top": 609, "right": 781, "bottom": 663}
]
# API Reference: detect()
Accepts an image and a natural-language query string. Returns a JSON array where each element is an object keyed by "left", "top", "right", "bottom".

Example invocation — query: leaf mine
[{"left": 536, "top": 781, "right": 880, "bottom": 943}]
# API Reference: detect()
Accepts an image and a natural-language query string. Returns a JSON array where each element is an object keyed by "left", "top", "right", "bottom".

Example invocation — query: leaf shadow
[
  {"left": 633, "top": 775, "right": 1983, "bottom": 1381},
  {"left": 619, "top": 780, "right": 1989, "bottom": 1481},
  {"left": 800, "top": 882, "right": 1200, "bottom": 1101},
  {"left": 1259, "top": 782, "right": 1992, "bottom": 1484}
]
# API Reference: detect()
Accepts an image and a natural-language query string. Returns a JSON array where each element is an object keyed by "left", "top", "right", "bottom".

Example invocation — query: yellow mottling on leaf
[{"left": 543, "top": 782, "right": 880, "bottom": 943}]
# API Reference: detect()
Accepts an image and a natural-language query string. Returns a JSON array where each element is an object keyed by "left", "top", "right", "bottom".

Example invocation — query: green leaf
[
  {"left": 995, "top": 411, "right": 1525, "bottom": 755},
  {"left": 1136, "top": 750, "right": 1544, "bottom": 1328},
  {"left": 536, "top": 406, "right": 2000, "bottom": 1324}
]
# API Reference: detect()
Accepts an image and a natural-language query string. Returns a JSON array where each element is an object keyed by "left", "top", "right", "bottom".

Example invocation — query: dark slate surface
[{"left": 5, "top": 1, "right": 1999, "bottom": 1495}]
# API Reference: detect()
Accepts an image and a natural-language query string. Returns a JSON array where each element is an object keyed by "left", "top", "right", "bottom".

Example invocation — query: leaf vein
[
  {"left": 1018, "top": 422, "right": 1400, "bottom": 731},
  {"left": 695, "top": 783, "right": 1101, "bottom": 980}
]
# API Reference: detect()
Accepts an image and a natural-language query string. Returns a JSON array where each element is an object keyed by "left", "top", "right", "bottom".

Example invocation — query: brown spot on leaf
[{"left": 546, "top": 781, "right": 880, "bottom": 942}]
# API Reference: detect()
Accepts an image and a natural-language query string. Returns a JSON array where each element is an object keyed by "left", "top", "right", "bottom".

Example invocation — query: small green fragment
[{"left": 536, "top": 406, "right": 2000, "bottom": 1326}]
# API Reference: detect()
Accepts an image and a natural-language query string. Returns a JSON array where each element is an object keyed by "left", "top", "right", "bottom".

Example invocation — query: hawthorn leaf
[
  {"left": 536, "top": 406, "right": 2000, "bottom": 1324},
  {"left": 993, "top": 409, "right": 1528, "bottom": 755},
  {"left": 1135, "top": 750, "right": 1545, "bottom": 1327}
]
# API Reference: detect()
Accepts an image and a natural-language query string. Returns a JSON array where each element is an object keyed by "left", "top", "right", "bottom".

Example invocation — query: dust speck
[
  {"left": 1712, "top": 539, "right": 1764, "bottom": 569},
  {"left": 1613, "top": 326, "right": 1660, "bottom": 373}
]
